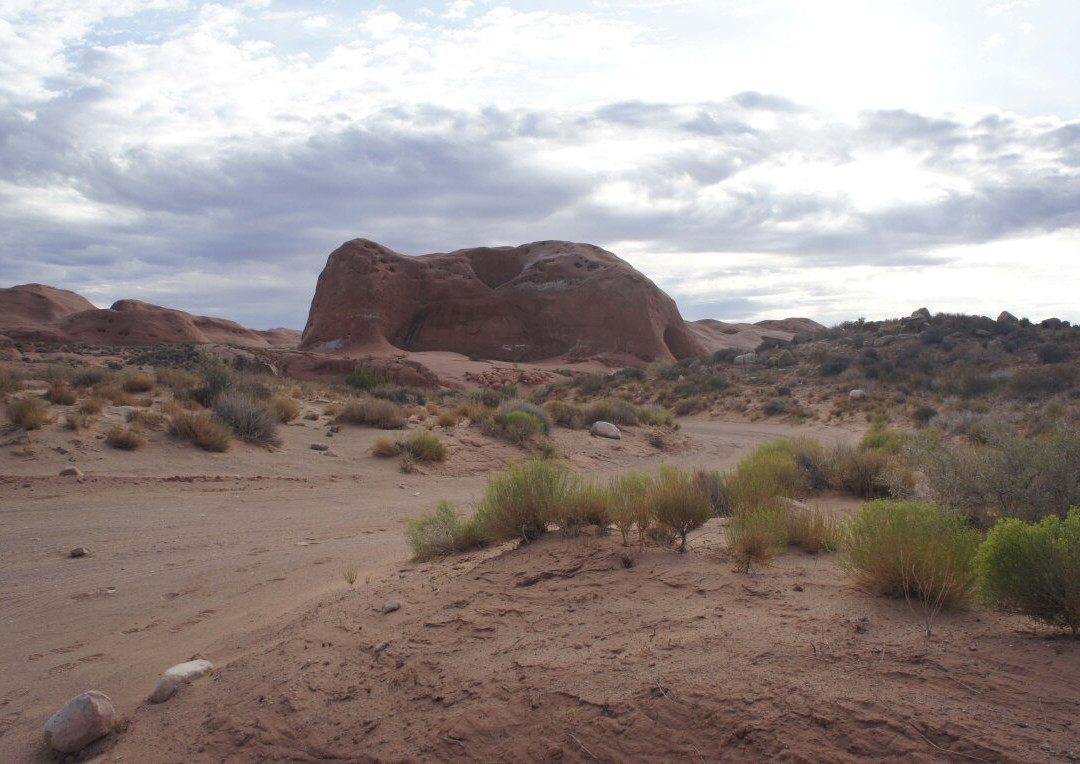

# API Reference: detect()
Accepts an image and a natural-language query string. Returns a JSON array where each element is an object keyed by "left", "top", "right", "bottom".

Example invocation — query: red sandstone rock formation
[{"left": 300, "top": 239, "right": 704, "bottom": 363}]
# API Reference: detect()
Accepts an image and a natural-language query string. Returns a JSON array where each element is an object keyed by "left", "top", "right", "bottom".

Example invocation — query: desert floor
[{"left": 2, "top": 413, "right": 1078, "bottom": 762}]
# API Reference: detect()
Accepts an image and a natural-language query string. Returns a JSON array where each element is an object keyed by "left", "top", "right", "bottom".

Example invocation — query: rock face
[
  {"left": 300, "top": 239, "right": 704, "bottom": 363},
  {"left": 0, "top": 284, "right": 298, "bottom": 349},
  {"left": 149, "top": 659, "right": 215, "bottom": 703},
  {"left": 43, "top": 690, "right": 116, "bottom": 753},
  {"left": 688, "top": 317, "right": 824, "bottom": 353}
]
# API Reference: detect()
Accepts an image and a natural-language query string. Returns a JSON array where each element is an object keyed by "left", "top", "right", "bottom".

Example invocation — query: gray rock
[
  {"left": 59, "top": 467, "right": 83, "bottom": 478},
  {"left": 43, "top": 691, "right": 115, "bottom": 753},
  {"left": 848, "top": 389, "right": 868, "bottom": 400},
  {"left": 775, "top": 349, "right": 797, "bottom": 367},
  {"left": 381, "top": 600, "right": 401, "bottom": 614},
  {"left": 590, "top": 421, "right": 621, "bottom": 440},
  {"left": 148, "top": 659, "right": 215, "bottom": 703},
  {"left": 374, "top": 642, "right": 389, "bottom": 653},
  {"left": 310, "top": 443, "right": 329, "bottom": 451},
  {"left": 68, "top": 547, "right": 90, "bottom": 558},
  {"left": 733, "top": 352, "right": 757, "bottom": 366},
  {"left": 873, "top": 335, "right": 895, "bottom": 347},
  {"left": 997, "top": 310, "right": 1019, "bottom": 323},
  {"left": 910, "top": 307, "right": 932, "bottom": 320}
]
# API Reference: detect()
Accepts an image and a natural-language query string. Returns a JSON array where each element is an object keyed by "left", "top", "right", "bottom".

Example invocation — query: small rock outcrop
[
  {"left": 997, "top": 311, "right": 1019, "bottom": 324},
  {"left": 148, "top": 659, "right": 215, "bottom": 703},
  {"left": 591, "top": 421, "right": 622, "bottom": 440},
  {"left": 849, "top": 389, "right": 868, "bottom": 400},
  {"left": 43, "top": 690, "right": 116, "bottom": 753},
  {"left": 911, "top": 307, "right": 932, "bottom": 320},
  {"left": 59, "top": 467, "right": 83, "bottom": 478},
  {"left": 301, "top": 239, "right": 704, "bottom": 363}
]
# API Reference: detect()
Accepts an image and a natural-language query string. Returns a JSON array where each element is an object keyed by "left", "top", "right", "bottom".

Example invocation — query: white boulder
[
  {"left": 148, "top": 659, "right": 215, "bottom": 704},
  {"left": 590, "top": 421, "right": 621, "bottom": 440},
  {"left": 848, "top": 389, "right": 868, "bottom": 400},
  {"left": 43, "top": 691, "right": 115, "bottom": 753}
]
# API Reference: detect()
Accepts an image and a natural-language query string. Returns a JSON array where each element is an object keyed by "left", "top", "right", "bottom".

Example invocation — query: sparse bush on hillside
[
  {"left": 552, "top": 479, "right": 611, "bottom": 537},
  {"left": 337, "top": 398, "right": 405, "bottom": 429},
  {"left": 266, "top": 394, "right": 300, "bottom": 423},
  {"left": 71, "top": 367, "right": 109, "bottom": 388},
  {"left": 728, "top": 440, "right": 801, "bottom": 514},
  {"left": 213, "top": 392, "right": 281, "bottom": 446},
  {"left": 544, "top": 400, "right": 585, "bottom": 429},
  {"left": 105, "top": 424, "right": 147, "bottom": 450},
  {"left": 406, "top": 500, "right": 492, "bottom": 561},
  {"left": 45, "top": 384, "right": 76, "bottom": 405},
  {"left": 582, "top": 397, "right": 639, "bottom": 427},
  {"left": 1008, "top": 366, "right": 1076, "bottom": 398},
  {"left": 1036, "top": 342, "right": 1070, "bottom": 364},
  {"left": 475, "top": 459, "right": 573, "bottom": 542},
  {"left": 346, "top": 365, "right": 386, "bottom": 391},
  {"left": 191, "top": 352, "right": 232, "bottom": 407},
  {"left": 496, "top": 400, "right": 552, "bottom": 434},
  {"left": 168, "top": 410, "right": 232, "bottom": 452},
  {"left": 975, "top": 509, "right": 1080, "bottom": 637},
  {"left": 637, "top": 406, "right": 674, "bottom": 427},
  {"left": 693, "top": 468, "right": 729, "bottom": 516},
  {"left": 370, "top": 385, "right": 427, "bottom": 406},
  {"left": 651, "top": 466, "right": 712, "bottom": 553},
  {"left": 840, "top": 500, "right": 980, "bottom": 609},
  {"left": 404, "top": 430, "right": 449, "bottom": 462},
  {"left": 7, "top": 397, "right": 50, "bottom": 429},
  {"left": 79, "top": 398, "right": 105, "bottom": 415},
  {"left": 154, "top": 366, "right": 199, "bottom": 391},
  {"left": 728, "top": 506, "right": 789, "bottom": 572},
  {"left": 827, "top": 445, "right": 892, "bottom": 499},
  {"left": 818, "top": 353, "right": 851, "bottom": 377},
  {"left": 121, "top": 371, "right": 155, "bottom": 393},
  {"left": 436, "top": 409, "right": 459, "bottom": 428}
]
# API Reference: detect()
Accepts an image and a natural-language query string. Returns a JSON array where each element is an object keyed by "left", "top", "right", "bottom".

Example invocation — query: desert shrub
[
  {"left": 370, "top": 385, "right": 427, "bottom": 406},
  {"left": 475, "top": 459, "right": 573, "bottom": 542},
  {"left": 322, "top": 402, "right": 343, "bottom": 417},
  {"left": 637, "top": 406, "right": 674, "bottom": 427},
  {"left": 399, "top": 452, "right": 419, "bottom": 474},
  {"left": 544, "top": 400, "right": 584, "bottom": 429},
  {"left": 405, "top": 430, "right": 449, "bottom": 462},
  {"left": 787, "top": 506, "right": 839, "bottom": 553},
  {"left": 45, "top": 384, "right": 76, "bottom": 405},
  {"left": 827, "top": 444, "right": 891, "bottom": 498},
  {"left": 63, "top": 413, "right": 93, "bottom": 430},
  {"left": 582, "top": 397, "right": 639, "bottom": 427},
  {"left": 496, "top": 400, "right": 552, "bottom": 434},
  {"left": 436, "top": 410, "right": 459, "bottom": 428},
  {"left": 728, "top": 506, "right": 789, "bottom": 572},
  {"left": 191, "top": 352, "right": 232, "bottom": 406},
  {"left": 975, "top": 509, "right": 1080, "bottom": 636},
  {"left": 859, "top": 424, "right": 904, "bottom": 455},
  {"left": 1036, "top": 342, "right": 1070, "bottom": 364},
  {"left": 405, "top": 500, "right": 492, "bottom": 561},
  {"left": 265, "top": 394, "right": 300, "bottom": 423},
  {"left": 650, "top": 466, "right": 712, "bottom": 552},
  {"left": 346, "top": 365, "right": 385, "bottom": 391},
  {"left": 105, "top": 424, "right": 146, "bottom": 450},
  {"left": 168, "top": 410, "right": 232, "bottom": 452},
  {"left": 154, "top": 366, "right": 199, "bottom": 390},
  {"left": 126, "top": 409, "right": 167, "bottom": 430},
  {"left": 553, "top": 479, "right": 611, "bottom": 537},
  {"left": 473, "top": 387, "right": 505, "bottom": 408},
  {"left": 818, "top": 353, "right": 851, "bottom": 377},
  {"left": 121, "top": 372, "right": 155, "bottom": 393},
  {"left": 1009, "top": 366, "right": 1076, "bottom": 398},
  {"left": 840, "top": 500, "right": 980, "bottom": 608},
  {"left": 727, "top": 440, "right": 800, "bottom": 514},
  {"left": 372, "top": 435, "right": 402, "bottom": 457},
  {"left": 790, "top": 438, "right": 831, "bottom": 491},
  {"left": 93, "top": 384, "right": 137, "bottom": 407},
  {"left": 337, "top": 398, "right": 405, "bottom": 429},
  {"left": 78, "top": 398, "right": 106, "bottom": 415},
  {"left": 497, "top": 410, "right": 546, "bottom": 445},
  {"left": 671, "top": 397, "right": 701, "bottom": 416},
  {"left": 762, "top": 398, "right": 788, "bottom": 416},
  {"left": 911, "top": 404, "right": 938, "bottom": 427},
  {"left": 7, "top": 397, "right": 50, "bottom": 429},
  {"left": 213, "top": 393, "right": 281, "bottom": 446},
  {"left": 303, "top": 411, "right": 319, "bottom": 421},
  {"left": 693, "top": 469, "right": 729, "bottom": 516},
  {"left": 159, "top": 398, "right": 203, "bottom": 416},
  {"left": 495, "top": 382, "right": 518, "bottom": 399},
  {"left": 608, "top": 470, "right": 654, "bottom": 547},
  {"left": 70, "top": 367, "right": 108, "bottom": 388},
  {"left": 0, "top": 368, "right": 21, "bottom": 397}
]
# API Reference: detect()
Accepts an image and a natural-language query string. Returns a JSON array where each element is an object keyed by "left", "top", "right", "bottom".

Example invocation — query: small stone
[
  {"left": 43, "top": 690, "right": 116, "bottom": 753},
  {"left": 310, "top": 443, "right": 329, "bottom": 451},
  {"left": 848, "top": 389, "right": 867, "bottom": 400},
  {"left": 68, "top": 547, "right": 90, "bottom": 559},
  {"left": 381, "top": 600, "right": 401, "bottom": 614},
  {"left": 590, "top": 421, "right": 621, "bottom": 440},
  {"left": 59, "top": 467, "right": 83, "bottom": 478},
  {"left": 374, "top": 642, "right": 389, "bottom": 653},
  {"left": 148, "top": 659, "right": 215, "bottom": 703}
]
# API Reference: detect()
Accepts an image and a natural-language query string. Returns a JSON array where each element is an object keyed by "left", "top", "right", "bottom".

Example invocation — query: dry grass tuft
[
  {"left": 266, "top": 394, "right": 300, "bottom": 423},
  {"left": 6, "top": 397, "right": 51, "bottom": 429},
  {"left": 168, "top": 410, "right": 232, "bottom": 452},
  {"left": 121, "top": 371, "right": 155, "bottom": 393},
  {"left": 46, "top": 385, "right": 77, "bottom": 405},
  {"left": 105, "top": 424, "right": 147, "bottom": 450},
  {"left": 337, "top": 398, "right": 405, "bottom": 429}
]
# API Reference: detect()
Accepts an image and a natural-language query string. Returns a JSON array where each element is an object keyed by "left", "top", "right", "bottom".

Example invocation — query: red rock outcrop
[
  {"left": 689, "top": 317, "right": 825, "bottom": 353},
  {"left": 0, "top": 284, "right": 97, "bottom": 342},
  {"left": 300, "top": 239, "right": 704, "bottom": 363}
]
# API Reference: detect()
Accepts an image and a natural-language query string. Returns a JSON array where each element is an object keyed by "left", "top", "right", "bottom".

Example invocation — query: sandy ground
[{"left": 1, "top": 409, "right": 857, "bottom": 761}]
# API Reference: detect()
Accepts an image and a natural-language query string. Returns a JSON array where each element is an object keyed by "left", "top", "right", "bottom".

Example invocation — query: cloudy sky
[{"left": 2, "top": 0, "right": 1078, "bottom": 329}]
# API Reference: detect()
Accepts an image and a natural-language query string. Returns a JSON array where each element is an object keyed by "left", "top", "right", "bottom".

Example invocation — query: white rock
[
  {"left": 59, "top": 467, "right": 83, "bottom": 477},
  {"left": 148, "top": 659, "right": 214, "bottom": 704},
  {"left": 381, "top": 600, "right": 401, "bottom": 614},
  {"left": 733, "top": 353, "right": 757, "bottom": 366},
  {"left": 848, "top": 389, "right": 868, "bottom": 400},
  {"left": 43, "top": 690, "right": 115, "bottom": 753},
  {"left": 590, "top": 421, "right": 621, "bottom": 440}
]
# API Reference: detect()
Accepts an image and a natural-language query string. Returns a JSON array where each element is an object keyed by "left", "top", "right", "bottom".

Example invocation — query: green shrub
[
  {"left": 496, "top": 400, "right": 552, "bottom": 434},
  {"left": 191, "top": 352, "right": 232, "bottom": 406},
  {"left": 859, "top": 424, "right": 904, "bottom": 455},
  {"left": 266, "top": 394, "right": 300, "bottom": 423},
  {"left": 405, "top": 430, "right": 449, "bottom": 462},
  {"left": 475, "top": 459, "right": 573, "bottom": 541},
  {"left": 168, "top": 410, "right": 232, "bottom": 452},
  {"left": 975, "top": 509, "right": 1080, "bottom": 636},
  {"left": 651, "top": 466, "right": 712, "bottom": 552},
  {"left": 6, "top": 397, "right": 50, "bottom": 429},
  {"left": 637, "top": 406, "right": 674, "bottom": 427},
  {"left": 544, "top": 400, "right": 584, "bottom": 429},
  {"left": 370, "top": 385, "right": 426, "bottom": 406},
  {"left": 790, "top": 438, "right": 830, "bottom": 491},
  {"left": 213, "top": 393, "right": 281, "bottom": 446},
  {"left": 692, "top": 469, "right": 729, "bottom": 516},
  {"left": 728, "top": 506, "right": 789, "bottom": 572},
  {"left": 827, "top": 445, "right": 892, "bottom": 498},
  {"left": 787, "top": 506, "right": 839, "bottom": 553},
  {"left": 337, "top": 398, "right": 405, "bottom": 429},
  {"left": 491, "top": 410, "right": 546, "bottom": 445},
  {"left": 405, "top": 500, "right": 492, "bottom": 561},
  {"left": 70, "top": 367, "right": 108, "bottom": 389},
  {"left": 553, "top": 479, "right": 611, "bottom": 537},
  {"left": 121, "top": 371, "right": 155, "bottom": 393},
  {"left": 582, "top": 397, "right": 639, "bottom": 427},
  {"left": 727, "top": 440, "right": 800, "bottom": 514},
  {"left": 154, "top": 366, "right": 199, "bottom": 390},
  {"left": 45, "top": 384, "right": 76, "bottom": 405},
  {"left": 105, "top": 424, "right": 146, "bottom": 450},
  {"left": 840, "top": 500, "right": 980, "bottom": 608},
  {"left": 346, "top": 365, "right": 386, "bottom": 390},
  {"left": 495, "top": 382, "right": 518, "bottom": 399},
  {"left": 436, "top": 410, "right": 459, "bottom": 428},
  {"left": 608, "top": 470, "right": 653, "bottom": 547}
]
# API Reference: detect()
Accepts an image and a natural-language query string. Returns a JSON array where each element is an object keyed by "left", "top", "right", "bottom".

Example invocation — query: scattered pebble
[
  {"left": 43, "top": 690, "right": 115, "bottom": 753},
  {"left": 59, "top": 467, "right": 83, "bottom": 478},
  {"left": 310, "top": 443, "right": 329, "bottom": 451},
  {"left": 381, "top": 600, "right": 401, "bottom": 614},
  {"left": 374, "top": 642, "right": 389, "bottom": 653},
  {"left": 68, "top": 547, "right": 90, "bottom": 559}
]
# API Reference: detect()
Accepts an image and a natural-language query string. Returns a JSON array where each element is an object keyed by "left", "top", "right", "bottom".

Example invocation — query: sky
[{"left": 1, "top": 0, "right": 1078, "bottom": 329}]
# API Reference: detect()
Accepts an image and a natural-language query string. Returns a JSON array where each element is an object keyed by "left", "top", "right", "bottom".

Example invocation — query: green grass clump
[
  {"left": 637, "top": 406, "right": 674, "bottom": 427},
  {"left": 582, "top": 397, "right": 639, "bottom": 427},
  {"left": 975, "top": 508, "right": 1080, "bottom": 637},
  {"left": 405, "top": 430, "right": 449, "bottom": 462},
  {"left": 608, "top": 470, "right": 654, "bottom": 548},
  {"left": 105, "top": 424, "right": 147, "bottom": 450},
  {"left": 727, "top": 440, "right": 800, "bottom": 514},
  {"left": 787, "top": 506, "right": 839, "bottom": 553},
  {"left": 827, "top": 445, "right": 892, "bottom": 499},
  {"left": 552, "top": 479, "right": 611, "bottom": 537},
  {"left": 337, "top": 398, "right": 405, "bottom": 429},
  {"left": 496, "top": 401, "right": 552, "bottom": 434},
  {"left": 406, "top": 500, "right": 492, "bottom": 561},
  {"left": 168, "top": 410, "right": 232, "bottom": 452},
  {"left": 346, "top": 365, "right": 386, "bottom": 391},
  {"left": 650, "top": 466, "right": 712, "bottom": 553},
  {"left": 475, "top": 459, "right": 573, "bottom": 542},
  {"left": 6, "top": 397, "right": 50, "bottom": 429},
  {"left": 543, "top": 400, "right": 584, "bottom": 429},
  {"left": 840, "top": 500, "right": 980, "bottom": 608},
  {"left": 727, "top": 506, "right": 789, "bottom": 572},
  {"left": 213, "top": 392, "right": 281, "bottom": 446}
]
